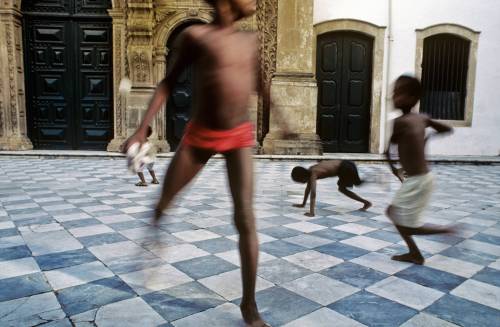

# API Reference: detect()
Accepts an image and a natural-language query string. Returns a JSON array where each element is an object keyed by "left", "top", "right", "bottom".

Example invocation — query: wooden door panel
[
  {"left": 317, "top": 32, "right": 372, "bottom": 153},
  {"left": 76, "top": 22, "right": 113, "bottom": 149},
  {"left": 166, "top": 24, "right": 200, "bottom": 150},
  {"left": 340, "top": 35, "right": 372, "bottom": 152},
  {"left": 167, "top": 66, "right": 194, "bottom": 148},
  {"left": 26, "top": 20, "right": 74, "bottom": 149},
  {"left": 24, "top": 1, "right": 113, "bottom": 150},
  {"left": 316, "top": 35, "right": 342, "bottom": 152}
]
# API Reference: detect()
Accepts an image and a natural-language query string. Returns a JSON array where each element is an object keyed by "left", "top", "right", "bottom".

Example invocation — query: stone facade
[
  {"left": 262, "top": 0, "right": 322, "bottom": 155},
  {"left": 0, "top": 0, "right": 32, "bottom": 150}
]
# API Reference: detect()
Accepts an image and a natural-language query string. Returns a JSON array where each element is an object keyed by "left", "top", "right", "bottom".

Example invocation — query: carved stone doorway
[{"left": 165, "top": 22, "right": 202, "bottom": 150}]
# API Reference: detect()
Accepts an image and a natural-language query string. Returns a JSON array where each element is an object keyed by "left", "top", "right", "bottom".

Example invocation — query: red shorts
[{"left": 181, "top": 121, "right": 255, "bottom": 153}]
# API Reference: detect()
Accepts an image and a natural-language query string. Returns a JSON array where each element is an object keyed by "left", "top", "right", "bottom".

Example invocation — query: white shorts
[
  {"left": 391, "top": 173, "right": 433, "bottom": 228},
  {"left": 137, "top": 162, "right": 154, "bottom": 173}
]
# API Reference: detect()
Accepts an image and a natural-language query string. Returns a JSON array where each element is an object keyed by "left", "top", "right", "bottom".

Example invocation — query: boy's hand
[
  {"left": 293, "top": 204, "right": 305, "bottom": 208},
  {"left": 121, "top": 130, "right": 147, "bottom": 153},
  {"left": 304, "top": 212, "right": 315, "bottom": 217}
]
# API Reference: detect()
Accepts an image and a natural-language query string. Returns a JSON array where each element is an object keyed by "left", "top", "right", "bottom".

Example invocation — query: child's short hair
[
  {"left": 338, "top": 160, "right": 363, "bottom": 188},
  {"left": 146, "top": 126, "right": 153, "bottom": 138},
  {"left": 291, "top": 166, "right": 310, "bottom": 184},
  {"left": 395, "top": 75, "right": 423, "bottom": 99}
]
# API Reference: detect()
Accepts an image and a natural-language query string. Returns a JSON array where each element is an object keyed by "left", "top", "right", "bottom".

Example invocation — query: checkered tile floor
[{"left": 1, "top": 158, "right": 499, "bottom": 327}]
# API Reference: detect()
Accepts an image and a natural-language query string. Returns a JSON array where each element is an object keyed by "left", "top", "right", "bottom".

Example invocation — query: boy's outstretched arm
[
  {"left": 305, "top": 175, "right": 317, "bottom": 217},
  {"left": 427, "top": 117, "right": 454, "bottom": 135},
  {"left": 338, "top": 186, "right": 372, "bottom": 211},
  {"left": 294, "top": 181, "right": 311, "bottom": 208},
  {"left": 122, "top": 31, "right": 196, "bottom": 151}
]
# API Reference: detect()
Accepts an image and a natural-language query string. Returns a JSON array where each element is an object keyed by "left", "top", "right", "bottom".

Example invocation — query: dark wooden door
[
  {"left": 166, "top": 66, "right": 194, "bottom": 150},
  {"left": 23, "top": 0, "right": 113, "bottom": 150},
  {"left": 316, "top": 32, "right": 373, "bottom": 153},
  {"left": 166, "top": 25, "right": 196, "bottom": 150}
]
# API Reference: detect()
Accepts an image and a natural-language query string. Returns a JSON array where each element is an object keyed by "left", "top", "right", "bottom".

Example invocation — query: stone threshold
[{"left": 1, "top": 150, "right": 499, "bottom": 164}]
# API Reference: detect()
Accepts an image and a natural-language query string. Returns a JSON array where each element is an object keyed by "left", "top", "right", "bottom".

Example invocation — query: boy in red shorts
[{"left": 123, "top": 1, "right": 283, "bottom": 325}]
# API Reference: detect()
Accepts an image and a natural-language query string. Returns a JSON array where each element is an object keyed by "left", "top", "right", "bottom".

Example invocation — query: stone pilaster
[
  {"left": 152, "top": 47, "right": 169, "bottom": 152},
  {"left": 256, "top": 0, "right": 278, "bottom": 146},
  {"left": 0, "top": 0, "right": 33, "bottom": 150},
  {"left": 263, "top": 0, "right": 321, "bottom": 155},
  {"left": 123, "top": 0, "right": 159, "bottom": 148},
  {"left": 107, "top": 8, "right": 128, "bottom": 152}
]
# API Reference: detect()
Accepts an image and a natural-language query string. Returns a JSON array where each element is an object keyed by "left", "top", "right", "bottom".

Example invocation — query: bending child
[
  {"left": 291, "top": 160, "right": 372, "bottom": 217},
  {"left": 386, "top": 75, "right": 454, "bottom": 265}
]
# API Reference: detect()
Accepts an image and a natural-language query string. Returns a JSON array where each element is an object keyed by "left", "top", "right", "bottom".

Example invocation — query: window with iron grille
[{"left": 420, "top": 33, "right": 471, "bottom": 120}]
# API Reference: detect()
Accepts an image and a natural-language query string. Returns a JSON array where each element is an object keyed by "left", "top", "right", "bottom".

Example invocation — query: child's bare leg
[
  {"left": 148, "top": 169, "right": 159, "bottom": 184},
  {"left": 225, "top": 148, "right": 268, "bottom": 327},
  {"left": 403, "top": 225, "right": 454, "bottom": 235},
  {"left": 136, "top": 172, "right": 147, "bottom": 187},
  {"left": 386, "top": 205, "right": 424, "bottom": 264},
  {"left": 339, "top": 187, "right": 372, "bottom": 211},
  {"left": 154, "top": 146, "right": 211, "bottom": 224},
  {"left": 394, "top": 225, "right": 425, "bottom": 264}
]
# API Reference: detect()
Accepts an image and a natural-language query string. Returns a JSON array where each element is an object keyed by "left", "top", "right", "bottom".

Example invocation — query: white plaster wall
[{"left": 314, "top": 0, "right": 500, "bottom": 155}]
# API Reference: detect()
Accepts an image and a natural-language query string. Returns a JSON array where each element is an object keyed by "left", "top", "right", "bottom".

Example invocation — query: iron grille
[{"left": 421, "top": 33, "right": 470, "bottom": 120}]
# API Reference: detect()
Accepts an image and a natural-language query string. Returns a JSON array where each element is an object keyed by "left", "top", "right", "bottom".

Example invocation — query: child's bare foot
[
  {"left": 240, "top": 303, "right": 270, "bottom": 327},
  {"left": 360, "top": 201, "right": 372, "bottom": 211},
  {"left": 293, "top": 204, "right": 305, "bottom": 208},
  {"left": 135, "top": 181, "right": 147, "bottom": 187},
  {"left": 392, "top": 253, "right": 424, "bottom": 265},
  {"left": 151, "top": 179, "right": 160, "bottom": 184},
  {"left": 304, "top": 212, "right": 315, "bottom": 217}
]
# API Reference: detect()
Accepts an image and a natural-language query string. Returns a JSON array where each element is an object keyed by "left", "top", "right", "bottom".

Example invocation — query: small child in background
[
  {"left": 291, "top": 160, "right": 372, "bottom": 217},
  {"left": 135, "top": 126, "right": 159, "bottom": 187}
]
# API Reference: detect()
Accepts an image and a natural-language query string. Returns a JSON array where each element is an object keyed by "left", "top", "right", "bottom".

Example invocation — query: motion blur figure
[
  {"left": 134, "top": 126, "right": 159, "bottom": 187},
  {"left": 123, "top": 0, "right": 275, "bottom": 325},
  {"left": 386, "top": 75, "right": 454, "bottom": 265}
]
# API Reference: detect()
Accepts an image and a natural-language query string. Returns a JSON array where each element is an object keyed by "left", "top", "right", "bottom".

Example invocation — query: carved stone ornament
[
  {"left": 155, "top": 10, "right": 175, "bottom": 24},
  {"left": 256, "top": 0, "right": 278, "bottom": 142},
  {"left": 6, "top": 22, "right": 18, "bottom": 130},
  {"left": 114, "top": 30, "right": 123, "bottom": 137},
  {"left": 133, "top": 51, "right": 149, "bottom": 83}
]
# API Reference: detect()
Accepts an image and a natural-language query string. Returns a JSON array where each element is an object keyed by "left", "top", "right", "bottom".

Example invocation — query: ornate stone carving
[
  {"left": 0, "top": 0, "right": 33, "bottom": 150},
  {"left": 132, "top": 50, "right": 149, "bottom": 83},
  {"left": 188, "top": 9, "right": 199, "bottom": 17},
  {"left": 6, "top": 22, "right": 17, "bottom": 130},
  {"left": 155, "top": 10, "right": 175, "bottom": 24},
  {"left": 256, "top": 0, "right": 278, "bottom": 142},
  {"left": 0, "top": 61, "right": 3, "bottom": 137},
  {"left": 114, "top": 29, "right": 123, "bottom": 137}
]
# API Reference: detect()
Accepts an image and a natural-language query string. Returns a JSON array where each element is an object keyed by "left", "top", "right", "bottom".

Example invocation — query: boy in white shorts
[{"left": 386, "top": 75, "right": 454, "bottom": 265}]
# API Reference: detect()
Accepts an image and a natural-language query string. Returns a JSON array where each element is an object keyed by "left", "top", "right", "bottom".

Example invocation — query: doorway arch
[
  {"left": 152, "top": 12, "right": 212, "bottom": 151},
  {"left": 164, "top": 22, "right": 203, "bottom": 149}
]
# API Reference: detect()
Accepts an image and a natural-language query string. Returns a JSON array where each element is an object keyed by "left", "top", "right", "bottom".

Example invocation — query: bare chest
[{"left": 196, "top": 31, "right": 257, "bottom": 68}]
